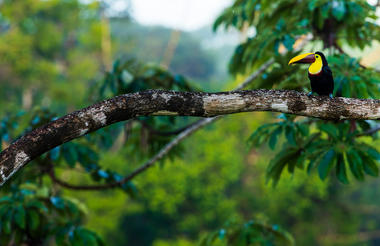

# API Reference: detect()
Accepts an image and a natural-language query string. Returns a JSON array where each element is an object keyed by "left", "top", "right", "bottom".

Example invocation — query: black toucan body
[{"left": 288, "top": 51, "right": 334, "bottom": 98}]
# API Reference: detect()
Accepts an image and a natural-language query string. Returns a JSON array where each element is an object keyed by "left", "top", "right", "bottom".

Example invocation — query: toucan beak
[{"left": 288, "top": 53, "right": 315, "bottom": 65}]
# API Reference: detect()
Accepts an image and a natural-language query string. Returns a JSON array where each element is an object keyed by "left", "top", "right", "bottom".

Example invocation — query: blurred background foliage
[{"left": 0, "top": 0, "right": 379, "bottom": 245}]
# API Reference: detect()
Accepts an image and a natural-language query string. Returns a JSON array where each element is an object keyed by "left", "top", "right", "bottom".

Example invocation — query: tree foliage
[
  {"left": 0, "top": 0, "right": 218, "bottom": 244},
  {"left": 214, "top": 0, "right": 380, "bottom": 185},
  {"left": 0, "top": 0, "right": 380, "bottom": 245}
]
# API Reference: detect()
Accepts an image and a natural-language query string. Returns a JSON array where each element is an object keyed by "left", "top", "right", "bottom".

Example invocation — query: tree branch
[
  {"left": 47, "top": 166, "right": 114, "bottom": 190},
  {"left": 106, "top": 59, "right": 276, "bottom": 188},
  {"left": 51, "top": 37, "right": 309, "bottom": 190},
  {"left": 0, "top": 88, "right": 379, "bottom": 186},
  {"left": 48, "top": 118, "right": 218, "bottom": 191},
  {"left": 41, "top": 59, "right": 275, "bottom": 191}
]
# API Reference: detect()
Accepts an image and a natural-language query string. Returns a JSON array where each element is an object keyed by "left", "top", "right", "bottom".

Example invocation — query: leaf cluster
[
  {"left": 214, "top": 0, "right": 380, "bottom": 74},
  {"left": 215, "top": 0, "right": 380, "bottom": 186},
  {"left": 249, "top": 115, "right": 380, "bottom": 185},
  {"left": 0, "top": 183, "right": 104, "bottom": 246}
]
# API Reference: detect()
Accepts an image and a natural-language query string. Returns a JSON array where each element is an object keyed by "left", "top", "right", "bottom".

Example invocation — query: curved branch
[
  {"left": 47, "top": 166, "right": 114, "bottom": 190},
  {"left": 114, "top": 58, "right": 276, "bottom": 187},
  {"left": 357, "top": 124, "right": 380, "bottom": 137},
  {"left": 39, "top": 58, "right": 276, "bottom": 191},
  {"left": 0, "top": 89, "right": 379, "bottom": 186}
]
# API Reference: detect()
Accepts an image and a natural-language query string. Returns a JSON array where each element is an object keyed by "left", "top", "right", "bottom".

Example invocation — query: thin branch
[
  {"left": 48, "top": 166, "right": 114, "bottom": 190},
  {"left": 234, "top": 58, "right": 274, "bottom": 90},
  {"left": 357, "top": 124, "right": 380, "bottom": 137},
  {"left": 359, "top": 63, "right": 380, "bottom": 73},
  {"left": 48, "top": 118, "right": 219, "bottom": 191},
  {"left": 121, "top": 117, "right": 219, "bottom": 183}
]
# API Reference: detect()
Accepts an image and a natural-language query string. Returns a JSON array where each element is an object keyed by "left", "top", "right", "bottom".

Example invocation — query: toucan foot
[
  {"left": 307, "top": 92, "right": 313, "bottom": 97},
  {"left": 329, "top": 93, "right": 333, "bottom": 99}
]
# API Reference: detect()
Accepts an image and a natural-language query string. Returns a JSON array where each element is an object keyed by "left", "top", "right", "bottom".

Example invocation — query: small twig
[
  {"left": 48, "top": 119, "right": 219, "bottom": 191},
  {"left": 233, "top": 58, "right": 275, "bottom": 90},
  {"left": 120, "top": 117, "right": 218, "bottom": 183},
  {"left": 359, "top": 63, "right": 380, "bottom": 73},
  {"left": 48, "top": 165, "right": 117, "bottom": 190},
  {"left": 357, "top": 124, "right": 380, "bottom": 137},
  {"left": 334, "top": 43, "right": 345, "bottom": 54}
]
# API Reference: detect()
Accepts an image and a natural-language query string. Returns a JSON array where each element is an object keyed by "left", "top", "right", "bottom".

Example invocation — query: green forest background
[{"left": 0, "top": 0, "right": 380, "bottom": 245}]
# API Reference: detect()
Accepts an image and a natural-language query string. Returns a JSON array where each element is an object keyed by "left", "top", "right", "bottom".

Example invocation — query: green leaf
[
  {"left": 14, "top": 205, "right": 26, "bottom": 229},
  {"left": 296, "top": 123, "right": 309, "bottom": 136},
  {"left": 0, "top": 205, "right": 10, "bottom": 218},
  {"left": 248, "top": 123, "right": 277, "bottom": 147},
  {"left": 267, "top": 148, "right": 297, "bottom": 185},
  {"left": 63, "top": 144, "right": 78, "bottom": 167},
  {"left": 308, "top": 0, "right": 318, "bottom": 10},
  {"left": 360, "top": 145, "right": 380, "bottom": 161},
  {"left": 50, "top": 146, "right": 60, "bottom": 161},
  {"left": 3, "top": 209, "right": 13, "bottom": 234},
  {"left": 0, "top": 196, "right": 12, "bottom": 203},
  {"left": 346, "top": 150, "right": 364, "bottom": 181},
  {"left": 50, "top": 197, "right": 65, "bottom": 210},
  {"left": 27, "top": 209, "right": 40, "bottom": 230},
  {"left": 285, "top": 126, "right": 297, "bottom": 146},
  {"left": 287, "top": 158, "right": 299, "bottom": 174},
  {"left": 269, "top": 127, "right": 282, "bottom": 150},
  {"left": 55, "top": 227, "right": 69, "bottom": 246},
  {"left": 320, "top": 124, "right": 339, "bottom": 139},
  {"left": 336, "top": 154, "right": 348, "bottom": 184},
  {"left": 318, "top": 149, "right": 336, "bottom": 180},
  {"left": 295, "top": 153, "right": 305, "bottom": 170},
  {"left": 76, "top": 228, "right": 98, "bottom": 246},
  {"left": 307, "top": 158, "right": 317, "bottom": 174},
  {"left": 27, "top": 200, "right": 48, "bottom": 213},
  {"left": 122, "top": 182, "right": 138, "bottom": 197},
  {"left": 360, "top": 154, "right": 379, "bottom": 177},
  {"left": 332, "top": 0, "right": 346, "bottom": 21}
]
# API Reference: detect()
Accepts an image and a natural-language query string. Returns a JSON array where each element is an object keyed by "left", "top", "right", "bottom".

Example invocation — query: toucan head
[{"left": 288, "top": 51, "right": 328, "bottom": 74}]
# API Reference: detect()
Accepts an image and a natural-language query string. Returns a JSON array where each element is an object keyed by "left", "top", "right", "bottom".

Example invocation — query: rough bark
[
  {"left": 46, "top": 58, "right": 276, "bottom": 190},
  {"left": 0, "top": 89, "right": 379, "bottom": 186}
]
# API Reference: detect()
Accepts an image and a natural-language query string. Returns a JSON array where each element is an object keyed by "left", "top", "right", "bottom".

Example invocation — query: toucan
[{"left": 288, "top": 51, "right": 334, "bottom": 98}]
